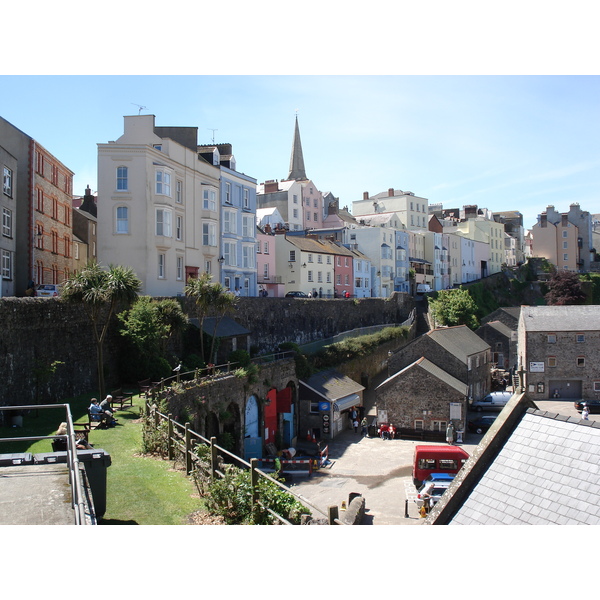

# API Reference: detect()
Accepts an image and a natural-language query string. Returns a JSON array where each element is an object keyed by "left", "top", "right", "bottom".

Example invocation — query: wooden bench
[
  {"left": 138, "top": 379, "right": 153, "bottom": 397},
  {"left": 109, "top": 388, "right": 134, "bottom": 410},
  {"left": 52, "top": 425, "right": 91, "bottom": 451},
  {"left": 88, "top": 409, "right": 105, "bottom": 429}
]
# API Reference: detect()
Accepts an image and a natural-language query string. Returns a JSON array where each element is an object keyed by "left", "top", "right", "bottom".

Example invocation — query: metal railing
[
  {"left": 0, "top": 404, "right": 89, "bottom": 525},
  {"left": 146, "top": 401, "right": 343, "bottom": 524}
]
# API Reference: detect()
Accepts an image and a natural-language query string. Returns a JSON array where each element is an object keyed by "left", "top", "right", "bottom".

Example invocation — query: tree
[
  {"left": 62, "top": 261, "right": 141, "bottom": 398},
  {"left": 545, "top": 270, "right": 586, "bottom": 305},
  {"left": 118, "top": 297, "right": 188, "bottom": 380},
  {"left": 185, "top": 272, "right": 214, "bottom": 362},
  {"left": 428, "top": 288, "right": 479, "bottom": 329}
]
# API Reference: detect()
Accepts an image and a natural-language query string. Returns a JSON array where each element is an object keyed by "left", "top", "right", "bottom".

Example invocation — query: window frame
[
  {"left": 3, "top": 167, "right": 13, "bottom": 197},
  {"left": 116, "top": 166, "right": 128, "bottom": 191},
  {"left": 115, "top": 206, "right": 129, "bottom": 234}
]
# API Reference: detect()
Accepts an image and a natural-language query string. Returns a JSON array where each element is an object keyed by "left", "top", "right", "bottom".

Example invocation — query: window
[
  {"left": 438, "top": 459, "right": 459, "bottom": 471},
  {"left": 314, "top": 212, "right": 318, "bottom": 221},
  {"left": 577, "top": 334, "right": 585, "bottom": 343},
  {"left": 289, "top": 251, "right": 296, "bottom": 262},
  {"left": 202, "top": 222, "right": 216, "bottom": 247},
  {"left": 414, "top": 420, "right": 424, "bottom": 431},
  {"left": 563, "top": 241, "right": 568, "bottom": 249},
  {"left": 317, "top": 255, "right": 322, "bottom": 264},
  {"left": 176, "top": 180, "right": 183, "bottom": 203},
  {"left": 155, "top": 170, "right": 171, "bottom": 196},
  {"left": 548, "top": 356, "right": 557, "bottom": 367},
  {"left": 242, "top": 215, "right": 253, "bottom": 237},
  {"left": 263, "top": 263, "right": 269, "bottom": 279},
  {"left": 176, "top": 216, "right": 183, "bottom": 241},
  {"left": 3, "top": 167, "right": 12, "bottom": 197},
  {"left": 2, "top": 208, "right": 12, "bottom": 237},
  {"left": 176, "top": 256, "right": 183, "bottom": 280},
  {"left": 203, "top": 188, "right": 216, "bottom": 211},
  {"left": 1, "top": 249, "right": 11, "bottom": 279},
  {"left": 293, "top": 194, "right": 298, "bottom": 204},
  {"left": 432, "top": 421, "right": 447, "bottom": 432},
  {"left": 293, "top": 208, "right": 298, "bottom": 219},
  {"left": 547, "top": 334, "right": 556, "bottom": 343},
  {"left": 242, "top": 244, "right": 254, "bottom": 268},
  {"left": 308, "top": 254, "right": 313, "bottom": 263},
  {"left": 224, "top": 210, "right": 237, "bottom": 234},
  {"left": 563, "top": 230, "right": 568, "bottom": 238},
  {"left": 225, "top": 183, "right": 232, "bottom": 204},
  {"left": 36, "top": 225, "right": 44, "bottom": 249},
  {"left": 116, "top": 206, "right": 129, "bottom": 234},
  {"left": 116, "top": 166, "right": 128, "bottom": 191},
  {"left": 308, "top": 270, "right": 313, "bottom": 282},
  {"left": 326, "top": 272, "right": 331, "bottom": 283},
  {"left": 243, "top": 188, "right": 249, "bottom": 209},
  {"left": 317, "top": 271, "right": 323, "bottom": 283},
  {"left": 306, "top": 212, "right": 311, "bottom": 221},
  {"left": 264, "top": 241, "right": 269, "bottom": 254},
  {"left": 156, "top": 208, "right": 172, "bottom": 237},
  {"left": 577, "top": 357, "right": 585, "bottom": 367},
  {"left": 36, "top": 189, "right": 44, "bottom": 212},
  {"left": 224, "top": 241, "right": 237, "bottom": 266},
  {"left": 563, "top": 254, "right": 568, "bottom": 261},
  {"left": 594, "top": 382, "right": 600, "bottom": 392},
  {"left": 158, "top": 253, "right": 165, "bottom": 278}
]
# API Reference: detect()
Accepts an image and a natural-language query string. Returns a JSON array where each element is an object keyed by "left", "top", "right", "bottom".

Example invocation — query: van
[
  {"left": 412, "top": 445, "right": 469, "bottom": 487},
  {"left": 471, "top": 391, "right": 512, "bottom": 412},
  {"left": 416, "top": 283, "right": 432, "bottom": 294}
]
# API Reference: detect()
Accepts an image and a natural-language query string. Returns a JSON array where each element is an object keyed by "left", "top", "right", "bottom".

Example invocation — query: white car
[
  {"left": 471, "top": 391, "right": 512, "bottom": 412},
  {"left": 414, "top": 481, "right": 452, "bottom": 508},
  {"left": 36, "top": 284, "right": 62, "bottom": 297}
]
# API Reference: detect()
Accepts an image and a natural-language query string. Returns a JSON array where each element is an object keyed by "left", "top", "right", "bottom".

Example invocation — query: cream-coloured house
[{"left": 97, "top": 115, "right": 222, "bottom": 296}]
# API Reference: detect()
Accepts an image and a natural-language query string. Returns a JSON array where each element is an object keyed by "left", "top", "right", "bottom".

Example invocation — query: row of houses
[{"left": 2, "top": 113, "right": 598, "bottom": 299}]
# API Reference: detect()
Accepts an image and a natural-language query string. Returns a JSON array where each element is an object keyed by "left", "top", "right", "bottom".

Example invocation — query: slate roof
[
  {"left": 478, "top": 320, "right": 513, "bottom": 338},
  {"left": 426, "top": 325, "right": 490, "bottom": 362},
  {"left": 189, "top": 316, "right": 250, "bottom": 338},
  {"left": 377, "top": 357, "right": 468, "bottom": 396},
  {"left": 520, "top": 305, "right": 600, "bottom": 332},
  {"left": 301, "top": 369, "right": 365, "bottom": 401},
  {"left": 447, "top": 410, "right": 600, "bottom": 525}
]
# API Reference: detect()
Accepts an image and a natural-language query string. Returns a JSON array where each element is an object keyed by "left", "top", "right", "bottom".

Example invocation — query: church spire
[{"left": 287, "top": 114, "right": 307, "bottom": 181}]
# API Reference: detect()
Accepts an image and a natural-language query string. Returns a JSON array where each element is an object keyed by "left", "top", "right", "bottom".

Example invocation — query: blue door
[{"left": 244, "top": 395, "right": 262, "bottom": 461}]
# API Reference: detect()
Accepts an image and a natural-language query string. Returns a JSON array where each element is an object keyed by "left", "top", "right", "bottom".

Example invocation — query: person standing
[
  {"left": 353, "top": 418, "right": 359, "bottom": 433},
  {"left": 582, "top": 404, "right": 590, "bottom": 420},
  {"left": 360, "top": 417, "right": 368, "bottom": 437}
]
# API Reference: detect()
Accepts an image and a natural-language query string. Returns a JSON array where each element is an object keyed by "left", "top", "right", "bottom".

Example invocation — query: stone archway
[
  {"left": 222, "top": 402, "right": 242, "bottom": 457},
  {"left": 205, "top": 412, "right": 220, "bottom": 441}
]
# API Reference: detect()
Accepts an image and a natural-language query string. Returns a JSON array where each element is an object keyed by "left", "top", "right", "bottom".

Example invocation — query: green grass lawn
[{"left": 1, "top": 393, "right": 205, "bottom": 525}]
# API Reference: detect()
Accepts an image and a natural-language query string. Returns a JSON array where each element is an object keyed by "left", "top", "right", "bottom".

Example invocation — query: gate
[{"left": 244, "top": 395, "right": 262, "bottom": 462}]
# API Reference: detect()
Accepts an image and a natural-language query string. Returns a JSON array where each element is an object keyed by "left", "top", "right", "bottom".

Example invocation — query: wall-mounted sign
[
  {"left": 319, "top": 401, "right": 330, "bottom": 412},
  {"left": 529, "top": 362, "right": 545, "bottom": 373}
]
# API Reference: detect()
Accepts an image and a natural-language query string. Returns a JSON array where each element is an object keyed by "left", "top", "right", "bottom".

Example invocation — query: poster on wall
[
  {"left": 530, "top": 362, "right": 545, "bottom": 373},
  {"left": 378, "top": 410, "right": 388, "bottom": 423},
  {"left": 449, "top": 403, "right": 462, "bottom": 421}
]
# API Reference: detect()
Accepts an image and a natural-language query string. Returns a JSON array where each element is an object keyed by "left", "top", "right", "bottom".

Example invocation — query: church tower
[{"left": 287, "top": 115, "right": 307, "bottom": 181}]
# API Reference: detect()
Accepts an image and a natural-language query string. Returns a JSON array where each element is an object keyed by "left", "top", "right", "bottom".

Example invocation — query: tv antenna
[
  {"left": 132, "top": 103, "right": 147, "bottom": 115},
  {"left": 208, "top": 128, "right": 218, "bottom": 144}
]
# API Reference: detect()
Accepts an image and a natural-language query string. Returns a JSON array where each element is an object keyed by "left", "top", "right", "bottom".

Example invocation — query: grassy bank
[{"left": 1, "top": 393, "right": 204, "bottom": 525}]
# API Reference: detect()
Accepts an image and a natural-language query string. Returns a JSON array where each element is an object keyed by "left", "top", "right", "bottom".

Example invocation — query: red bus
[{"left": 412, "top": 445, "right": 470, "bottom": 487}]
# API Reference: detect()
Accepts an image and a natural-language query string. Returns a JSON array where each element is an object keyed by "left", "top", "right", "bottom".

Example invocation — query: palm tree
[
  {"left": 62, "top": 261, "right": 141, "bottom": 399},
  {"left": 208, "top": 284, "right": 238, "bottom": 364},
  {"left": 184, "top": 272, "right": 214, "bottom": 363}
]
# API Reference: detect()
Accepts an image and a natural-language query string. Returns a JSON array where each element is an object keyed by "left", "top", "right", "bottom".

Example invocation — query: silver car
[{"left": 36, "top": 284, "right": 62, "bottom": 297}]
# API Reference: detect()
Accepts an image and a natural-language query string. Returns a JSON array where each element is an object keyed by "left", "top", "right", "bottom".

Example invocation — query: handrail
[{"left": 0, "top": 404, "right": 89, "bottom": 525}]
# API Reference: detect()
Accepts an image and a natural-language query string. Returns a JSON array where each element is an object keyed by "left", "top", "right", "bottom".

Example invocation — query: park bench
[
  {"left": 138, "top": 379, "right": 153, "bottom": 397},
  {"left": 109, "top": 388, "right": 134, "bottom": 410}
]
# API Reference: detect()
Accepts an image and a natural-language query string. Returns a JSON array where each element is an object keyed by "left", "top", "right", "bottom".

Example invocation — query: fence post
[
  {"left": 210, "top": 436, "right": 218, "bottom": 480},
  {"left": 185, "top": 422, "right": 192, "bottom": 475},
  {"left": 250, "top": 458, "right": 259, "bottom": 521},
  {"left": 167, "top": 414, "right": 174, "bottom": 461},
  {"left": 153, "top": 404, "right": 159, "bottom": 428},
  {"left": 328, "top": 505, "right": 339, "bottom": 525}
]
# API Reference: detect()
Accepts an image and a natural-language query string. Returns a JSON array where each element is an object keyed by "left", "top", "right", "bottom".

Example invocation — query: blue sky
[{"left": 2, "top": 75, "right": 597, "bottom": 229}]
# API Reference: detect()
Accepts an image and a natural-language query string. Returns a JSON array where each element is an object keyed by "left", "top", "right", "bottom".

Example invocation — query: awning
[{"left": 333, "top": 394, "right": 361, "bottom": 412}]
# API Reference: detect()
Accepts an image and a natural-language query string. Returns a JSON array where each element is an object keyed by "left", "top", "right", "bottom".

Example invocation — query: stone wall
[{"left": 0, "top": 292, "right": 414, "bottom": 408}]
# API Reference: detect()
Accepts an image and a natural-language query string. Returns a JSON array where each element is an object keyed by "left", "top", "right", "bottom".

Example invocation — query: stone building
[
  {"left": 388, "top": 325, "right": 491, "bottom": 404},
  {"left": 475, "top": 320, "right": 517, "bottom": 373},
  {"left": 375, "top": 357, "right": 468, "bottom": 433},
  {"left": 1, "top": 142, "right": 17, "bottom": 297},
  {"left": 517, "top": 305, "right": 600, "bottom": 402}
]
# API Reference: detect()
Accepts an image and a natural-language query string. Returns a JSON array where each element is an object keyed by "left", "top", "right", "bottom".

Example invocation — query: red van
[{"left": 412, "top": 445, "right": 470, "bottom": 487}]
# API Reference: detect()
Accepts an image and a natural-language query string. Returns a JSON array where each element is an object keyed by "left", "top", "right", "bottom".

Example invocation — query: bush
[{"left": 228, "top": 349, "right": 251, "bottom": 368}]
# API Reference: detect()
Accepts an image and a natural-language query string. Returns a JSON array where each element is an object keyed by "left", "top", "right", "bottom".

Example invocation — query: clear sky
[{"left": 1, "top": 4, "right": 599, "bottom": 234}]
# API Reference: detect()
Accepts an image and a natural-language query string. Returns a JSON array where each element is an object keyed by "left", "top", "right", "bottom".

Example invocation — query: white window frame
[
  {"left": 2, "top": 208, "right": 12, "bottom": 237},
  {"left": 223, "top": 209, "right": 237, "bottom": 234},
  {"left": 243, "top": 188, "right": 249, "bottom": 209},
  {"left": 242, "top": 244, "right": 255, "bottom": 269},
  {"left": 116, "top": 206, "right": 129, "bottom": 234},
  {"left": 156, "top": 208, "right": 172, "bottom": 237},
  {"left": 225, "top": 182, "right": 232, "bottom": 204},
  {"left": 3, "top": 167, "right": 13, "bottom": 197},
  {"left": 176, "top": 180, "right": 183, "bottom": 204},
  {"left": 158, "top": 253, "right": 166, "bottom": 279},
  {"left": 202, "top": 222, "right": 216, "bottom": 247},
  {"left": 242, "top": 215, "right": 253, "bottom": 237},
  {"left": 176, "top": 256, "right": 184, "bottom": 280},
  {"left": 155, "top": 169, "right": 171, "bottom": 196},
  {"left": 176, "top": 215, "right": 183, "bottom": 241},
  {"left": 1, "top": 249, "right": 11, "bottom": 279},
  {"left": 116, "top": 166, "right": 128, "bottom": 191},
  {"left": 224, "top": 241, "right": 237, "bottom": 266},
  {"left": 203, "top": 188, "right": 216, "bottom": 211}
]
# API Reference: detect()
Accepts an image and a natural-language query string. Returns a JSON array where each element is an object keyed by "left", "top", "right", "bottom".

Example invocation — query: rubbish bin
[
  {"left": 76, "top": 449, "right": 111, "bottom": 519},
  {"left": 34, "top": 449, "right": 111, "bottom": 519},
  {"left": 367, "top": 424, "right": 377, "bottom": 438}
]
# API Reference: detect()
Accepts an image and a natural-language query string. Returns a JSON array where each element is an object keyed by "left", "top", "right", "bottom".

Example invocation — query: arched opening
[
  {"left": 222, "top": 402, "right": 241, "bottom": 457},
  {"left": 244, "top": 394, "right": 262, "bottom": 462}
]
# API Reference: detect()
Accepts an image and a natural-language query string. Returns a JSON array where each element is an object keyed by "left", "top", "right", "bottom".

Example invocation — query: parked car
[
  {"left": 36, "top": 284, "right": 62, "bottom": 297},
  {"left": 471, "top": 391, "right": 512, "bottom": 412},
  {"left": 423, "top": 473, "right": 455, "bottom": 484},
  {"left": 414, "top": 480, "right": 452, "bottom": 508},
  {"left": 467, "top": 415, "right": 497, "bottom": 434},
  {"left": 574, "top": 400, "right": 600, "bottom": 414},
  {"left": 285, "top": 291, "right": 308, "bottom": 298}
]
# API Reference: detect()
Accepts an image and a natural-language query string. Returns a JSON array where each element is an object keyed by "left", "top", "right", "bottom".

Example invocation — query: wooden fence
[{"left": 144, "top": 400, "right": 344, "bottom": 525}]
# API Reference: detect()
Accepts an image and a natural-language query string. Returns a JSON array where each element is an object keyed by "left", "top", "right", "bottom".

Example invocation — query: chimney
[
  {"left": 264, "top": 180, "right": 279, "bottom": 193},
  {"left": 363, "top": 191, "right": 369, "bottom": 200},
  {"left": 388, "top": 188, "right": 394, "bottom": 197},
  {"left": 264, "top": 223, "right": 272, "bottom": 234},
  {"left": 540, "top": 214, "right": 547, "bottom": 228}
]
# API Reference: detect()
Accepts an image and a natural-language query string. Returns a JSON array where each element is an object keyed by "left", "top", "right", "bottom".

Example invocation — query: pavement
[{"left": 285, "top": 380, "right": 593, "bottom": 525}]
